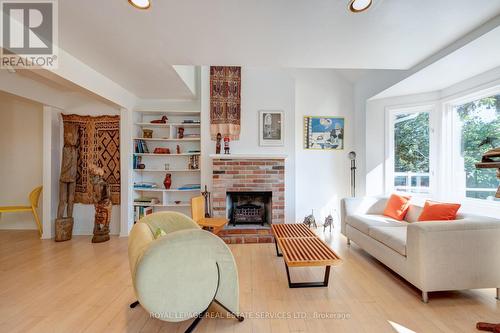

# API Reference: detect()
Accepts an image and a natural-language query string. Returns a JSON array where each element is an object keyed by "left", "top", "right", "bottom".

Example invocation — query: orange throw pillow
[
  {"left": 418, "top": 201, "right": 461, "bottom": 221},
  {"left": 383, "top": 194, "right": 411, "bottom": 221}
]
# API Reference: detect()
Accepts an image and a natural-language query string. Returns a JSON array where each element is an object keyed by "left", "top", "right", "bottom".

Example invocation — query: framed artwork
[
  {"left": 259, "top": 110, "right": 284, "bottom": 146},
  {"left": 303, "top": 116, "right": 344, "bottom": 150}
]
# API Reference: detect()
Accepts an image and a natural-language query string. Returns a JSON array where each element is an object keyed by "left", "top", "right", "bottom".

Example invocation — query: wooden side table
[{"left": 198, "top": 217, "right": 228, "bottom": 235}]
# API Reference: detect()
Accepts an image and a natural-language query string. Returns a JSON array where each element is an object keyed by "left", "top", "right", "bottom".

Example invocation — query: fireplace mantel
[{"left": 209, "top": 153, "right": 288, "bottom": 160}]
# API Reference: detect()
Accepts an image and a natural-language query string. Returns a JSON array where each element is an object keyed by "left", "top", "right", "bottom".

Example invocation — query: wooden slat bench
[{"left": 271, "top": 224, "right": 342, "bottom": 288}]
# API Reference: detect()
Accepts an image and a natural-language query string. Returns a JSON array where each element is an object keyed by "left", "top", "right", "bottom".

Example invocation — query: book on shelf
[
  {"left": 133, "top": 182, "right": 158, "bottom": 189},
  {"left": 134, "top": 197, "right": 160, "bottom": 205},
  {"left": 134, "top": 206, "right": 154, "bottom": 222},
  {"left": 133, "top": 155, "right": 142, "bottom": 169},
  {"left": 134, "top": 140, "right": 149, "bottom": 153},
  {"left": 182, "top": 119, "right": 200, "bottom": 124},
  {"left": 178, "top": 184, "right": 201, "bottom": 190}
]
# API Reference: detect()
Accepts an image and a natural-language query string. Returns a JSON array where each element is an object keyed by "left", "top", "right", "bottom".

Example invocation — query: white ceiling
[
  {"left": 58, "top": 0, "right": 500, "bottom": 99},
  {"left": 372, "top": 26, "right": 500, "bottom": 99}
]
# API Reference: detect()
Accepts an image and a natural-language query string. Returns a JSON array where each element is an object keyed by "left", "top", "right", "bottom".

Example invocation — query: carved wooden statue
[
  {"left": 215, "top": 133, "right": 222, "bottom": 154},
  {"left": 55, "top": 123, "right": 78, "bottom": 242},
  {"left": 90, "top": 164, "right": 112, "bottom": 243}
]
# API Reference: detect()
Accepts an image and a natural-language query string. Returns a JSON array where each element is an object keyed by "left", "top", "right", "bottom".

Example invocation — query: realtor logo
[{"left": 1, "top": 0, "right": 58, "bottom": 68}]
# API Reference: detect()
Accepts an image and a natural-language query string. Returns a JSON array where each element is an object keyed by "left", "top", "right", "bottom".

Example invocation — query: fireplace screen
[{"left": 226, "top": 191, "right": 272, "bottom": 226}]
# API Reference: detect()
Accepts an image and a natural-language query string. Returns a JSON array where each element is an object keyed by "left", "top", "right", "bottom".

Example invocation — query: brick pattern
[{"left": 212, "top": 158, "right": 286, "bottom": 224}]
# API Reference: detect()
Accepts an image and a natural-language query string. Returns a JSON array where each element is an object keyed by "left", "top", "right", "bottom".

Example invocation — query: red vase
[{"left": 163, "top": 173, "right": 172, "bottom": 189}]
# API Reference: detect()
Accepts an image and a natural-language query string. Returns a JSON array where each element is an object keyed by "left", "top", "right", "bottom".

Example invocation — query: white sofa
[{"left": 340, "top": 196, "right": 500, "bottom": 302}]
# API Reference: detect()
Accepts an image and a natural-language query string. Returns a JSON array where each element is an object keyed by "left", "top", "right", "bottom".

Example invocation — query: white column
[
  {"left": 120, "top": 107, "right": 133, "bottom": 237},
  {"left": 42, "top": 106, "right": 62, "bottom": 239}
]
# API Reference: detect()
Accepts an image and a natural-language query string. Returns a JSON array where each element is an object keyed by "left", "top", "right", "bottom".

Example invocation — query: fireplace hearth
[{"left": 227, "top": 191, "right": 272, "bottom": 226}]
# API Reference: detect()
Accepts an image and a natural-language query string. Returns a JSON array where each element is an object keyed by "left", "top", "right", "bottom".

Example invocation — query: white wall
[
  {"left": 0, "top": 92, "right": 43, "bottom": 230},
  {"left": 293, "top": 69, "right": 354, "bottom": 222},
  {"left": 200, "top": 66, "right": 297, "bottom": 223},
  {"left": 200, "top": 67, "right": 356, "bottom": 224}
]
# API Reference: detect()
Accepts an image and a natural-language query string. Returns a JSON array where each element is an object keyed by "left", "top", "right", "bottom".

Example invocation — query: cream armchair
[{"left": 128, "top": 211, "right": 243, "bottom": 332}]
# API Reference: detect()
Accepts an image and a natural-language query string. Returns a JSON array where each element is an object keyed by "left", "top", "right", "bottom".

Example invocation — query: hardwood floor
[{"left": 0, "top": 229, "right": 498, "bottom": 333}]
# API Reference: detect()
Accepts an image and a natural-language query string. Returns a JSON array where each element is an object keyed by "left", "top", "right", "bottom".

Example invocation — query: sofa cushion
[
  {"left": 368, "top": 226, "right": 407, "bottom": 256},
  {"left": 383, "top": 194, "right": 411, "bottom": 221},
  {"left": 405, "top": 204, "right": 422, "bottom": 222},
  {"left": 346, "top": 214, "right": 407, "bottom": 234}
]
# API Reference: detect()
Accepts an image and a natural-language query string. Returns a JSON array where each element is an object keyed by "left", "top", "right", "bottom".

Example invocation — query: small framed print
[{"left": 259, "top": 110, "right": 284, "bottom": 146}]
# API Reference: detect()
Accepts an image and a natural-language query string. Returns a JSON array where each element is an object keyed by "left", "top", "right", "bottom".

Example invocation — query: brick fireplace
[{"left": 210, "top": 154, "right": 286, "bottom": 243}]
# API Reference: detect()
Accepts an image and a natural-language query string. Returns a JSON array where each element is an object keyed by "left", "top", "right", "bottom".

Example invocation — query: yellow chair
[
  {"left": 0, "top": 186, "right": 43, "bottom": 237},
  {"left": 191, "top": 195, "right": 228, "bottom": 235}
]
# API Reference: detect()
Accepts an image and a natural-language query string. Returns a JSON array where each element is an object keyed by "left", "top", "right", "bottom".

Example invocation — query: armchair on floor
[
  {"left": 128, "top": 211, "right": 243, "bottom": 333},
  {"left": 0, "top": 186, "right": 43, "bottom": 237}
]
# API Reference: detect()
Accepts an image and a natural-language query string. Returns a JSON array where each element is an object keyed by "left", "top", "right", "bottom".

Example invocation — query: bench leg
[
  {"left": 274, "top": 238, "right": 283, "bottom": 257},
  {"left": 285, "top": 263, "right": 331, "bottom": 288}
]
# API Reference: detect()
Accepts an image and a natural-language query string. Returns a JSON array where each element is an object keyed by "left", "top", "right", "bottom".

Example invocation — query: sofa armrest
[
  {"left": 340, "top": 197, "right": 388, "bottom": 235},
  {"left": 406, "top": 219, "right": 500, "bottom": 292}
]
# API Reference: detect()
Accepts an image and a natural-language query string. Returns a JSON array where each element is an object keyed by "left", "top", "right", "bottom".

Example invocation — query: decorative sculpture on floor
[
  {"left": 90, "top": 164, "right": 111, "bottom": 243},
  {"left": 55, "top": 123, "right": 78, "bottom": 242},
  {"left": 303, "top": 210, "right": 317, "bottom": 228},
  {"left": 324, "top": 213, "right": 334, "bottom": 233}
]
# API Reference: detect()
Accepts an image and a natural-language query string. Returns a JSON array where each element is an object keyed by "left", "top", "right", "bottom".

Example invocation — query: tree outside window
[{"left": 454, "top": 94, "right": 500, "bottom": 200}]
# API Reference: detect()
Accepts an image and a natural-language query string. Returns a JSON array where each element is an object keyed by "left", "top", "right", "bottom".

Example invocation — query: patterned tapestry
[
  {"left": 210, "top": 66, "right": 241, "bottom": 140},
  {"left": 62, "top": 114, "right": 120, "bottom": 205}
]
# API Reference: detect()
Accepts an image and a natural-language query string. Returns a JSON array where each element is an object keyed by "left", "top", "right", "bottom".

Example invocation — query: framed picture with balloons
[{"left": 303, "top": 116, "right": 344, "bottom": 150}]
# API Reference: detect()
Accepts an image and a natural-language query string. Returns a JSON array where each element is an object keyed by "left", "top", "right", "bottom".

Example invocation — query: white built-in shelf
[
  {"left": 133, "top": 153, "right": 200, "bottom": 157},
  {"left": 133, "top": 137, "right": 201, "bottom": 142},
  {"left": 134, "top": 110, "right": 201, "bottom": 116},
  {"left": 135, "top": 122, "right": 200, "bottom": 128},
  {"left": 133, "top": 188, "right": 200, "bottom": 192},
  {"left": 133, "top": 202, "right": 191, "bottom": 207},
  {"left": 132, "top": 106, "right": 201, "bottom": 223},
  {"left": 134, "top": 169, "right": 200, "bottom": 172}
]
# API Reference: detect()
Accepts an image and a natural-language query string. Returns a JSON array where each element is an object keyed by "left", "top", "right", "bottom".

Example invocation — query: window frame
[
  {"left": 444, "top": 85, "right": 500, "bottom": 204},
  {"left": 385, "top": 104, "right": 437, "bottom": 197}
]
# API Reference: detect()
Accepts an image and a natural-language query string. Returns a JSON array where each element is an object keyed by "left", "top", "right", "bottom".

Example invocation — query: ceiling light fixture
[
  {"left": 128, "top": 0, "right": 151, "bottom": 10},
  {"left": 348, "top": 0, "right": 372, "bottom": 13}
]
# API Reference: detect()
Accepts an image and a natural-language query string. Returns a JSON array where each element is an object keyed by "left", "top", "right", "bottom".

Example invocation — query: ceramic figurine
[
  {"left": 154, "top": 147, "right": 170, "bottom": 154},
  {"left": 216, "top": 133, "right": 222, "bottom": 154},
  {"left": 178, "top": 127, "right": 185, "bottom": 139},
  {"left": 142, "top": 129, "right": 153, "bottom": 138},
  {"left": 224, "top": 136, "right": 230, "bottom": 154},
  {"left": 150, "top": 115, "right": 168, "bottom": 124},
  {"left": 176, "top": 145, "right": 181, "bottom": 154},
  {"left": 163, "top": 173, "right": 172, "bottom": 189}
]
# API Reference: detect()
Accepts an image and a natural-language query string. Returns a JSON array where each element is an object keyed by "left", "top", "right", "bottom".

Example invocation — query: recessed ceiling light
[
  {"left": 128, "top": 0, "right": 151, "bottom": 10},
  {"left": 348, "top": 0, "right": 372, "bottom": 13}
]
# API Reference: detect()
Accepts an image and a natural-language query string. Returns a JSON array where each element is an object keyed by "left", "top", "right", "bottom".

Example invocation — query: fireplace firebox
[{"left": 226, "top": 191, "right": 272, "bottom": 226}]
